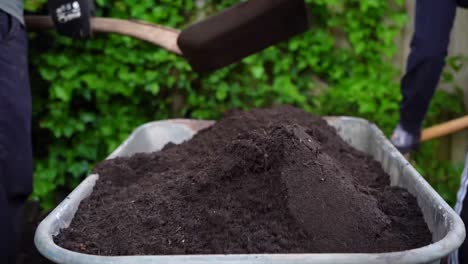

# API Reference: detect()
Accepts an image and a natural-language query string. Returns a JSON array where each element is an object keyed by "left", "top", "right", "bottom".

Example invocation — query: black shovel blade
[{"left": 178, "top": 0, "right": 311, "bottom": 73}]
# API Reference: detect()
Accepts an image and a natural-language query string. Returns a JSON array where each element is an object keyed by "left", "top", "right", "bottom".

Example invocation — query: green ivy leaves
[{"left": 25, "top": 0, "right": 465, "bottom": 210}]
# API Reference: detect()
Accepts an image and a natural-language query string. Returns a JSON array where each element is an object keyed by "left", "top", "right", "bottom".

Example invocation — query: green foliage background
[{"left": 25, "top": 0, "right": 466, "bottom": 209}]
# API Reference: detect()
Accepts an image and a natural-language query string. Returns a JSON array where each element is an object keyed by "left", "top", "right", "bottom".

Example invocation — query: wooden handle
[
  {"left": 25, "top": 16, "right": 182, "bottom": 55},
  {"left": 421, "top": 115, "right": 468, "bottom": 142}
]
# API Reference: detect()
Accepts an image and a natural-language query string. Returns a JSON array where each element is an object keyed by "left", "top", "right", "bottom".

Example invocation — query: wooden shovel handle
[
  {"left": 421, "top": 115, "right": 468, "bottom": 142},
  {"left": 25, "top": 15, "right": 182, "bottom": 55}
]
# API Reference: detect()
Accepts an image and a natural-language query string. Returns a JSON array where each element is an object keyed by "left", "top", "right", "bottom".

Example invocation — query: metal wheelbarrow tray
[{"left": 35, "top": 117, "right": 466, "bottom": 264}]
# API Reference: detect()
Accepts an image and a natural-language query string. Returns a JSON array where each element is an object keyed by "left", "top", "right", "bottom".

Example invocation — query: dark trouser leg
[
  {"left": 0, "top": 10, "right": 33, "bottom": 264},
  {"left": 459, "top": 197, "right": 468, "bottom": 264},
  {"left": 0, "top": 186, "right": 15, "bottom": 263},
  {"left": 400, "top": 0, "right": 457, "bottom": 135}
]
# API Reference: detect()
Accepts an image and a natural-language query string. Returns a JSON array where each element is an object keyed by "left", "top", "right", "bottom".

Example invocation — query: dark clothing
[
  {"left": 0, "top": 9, "right": 32, "bottom": 264},
  {"left": 399, "top": 0, "right": 457, "bottom": 135}
]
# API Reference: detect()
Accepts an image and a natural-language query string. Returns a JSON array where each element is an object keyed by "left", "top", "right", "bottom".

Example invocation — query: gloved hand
[
  {"left": 458, "top": 0, "right": 468, "bottom": 8},
  {"left": 48, "top": 0, "right": 94, "bottom": 39}
]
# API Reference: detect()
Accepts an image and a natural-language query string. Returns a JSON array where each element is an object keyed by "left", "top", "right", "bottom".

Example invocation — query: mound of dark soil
[{"left": 55, "top": 106, "right": 431, "bottom": 255}]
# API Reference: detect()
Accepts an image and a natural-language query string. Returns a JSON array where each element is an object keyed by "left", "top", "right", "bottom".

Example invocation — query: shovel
[
  {"left": 26, "top": 0, "right": 311, "bottom": 72},
  {"left": 421, "top": 115, "right": 468, "bottom": 142}
]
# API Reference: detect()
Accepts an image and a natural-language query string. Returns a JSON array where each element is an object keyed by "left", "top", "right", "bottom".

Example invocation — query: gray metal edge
[{"left": 34, "top": 117, "right": 466, "bottom": 264}]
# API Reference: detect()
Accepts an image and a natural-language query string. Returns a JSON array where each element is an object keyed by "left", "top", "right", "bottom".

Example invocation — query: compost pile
[{"left": 55, "top": 106, "right": 431, "bottom": 255}]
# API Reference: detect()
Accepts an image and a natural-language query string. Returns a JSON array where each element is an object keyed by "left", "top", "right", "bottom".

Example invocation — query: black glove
[
  {"left": 458, "top": 0, "right": 468, "bottom": 8},
  {"left": 48, "top": 0, "right": 94, "bottom": 39}
]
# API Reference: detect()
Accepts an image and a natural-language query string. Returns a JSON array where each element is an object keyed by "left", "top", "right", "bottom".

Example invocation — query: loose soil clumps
[{"left": 55, "top": 106, "right": 431, "bottom": 255}]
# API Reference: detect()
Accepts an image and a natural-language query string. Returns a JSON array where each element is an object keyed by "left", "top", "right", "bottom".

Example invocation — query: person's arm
[{"left": 48, "top": 0, "right": 93, "bottom": 38}]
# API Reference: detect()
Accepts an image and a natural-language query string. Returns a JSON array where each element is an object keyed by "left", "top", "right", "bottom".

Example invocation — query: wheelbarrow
[{"left": 34, "top": 117, "right": 465, "bottom": 264}]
